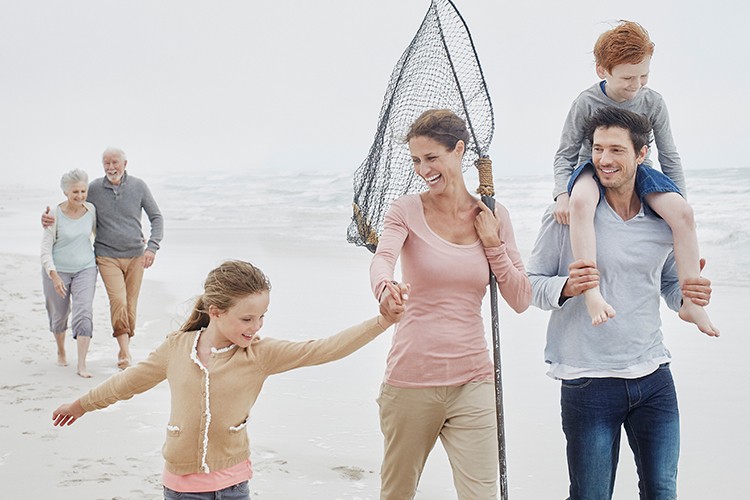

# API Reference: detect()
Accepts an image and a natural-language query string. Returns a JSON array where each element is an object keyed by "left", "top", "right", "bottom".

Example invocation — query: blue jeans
[
  {"left": 560, "top": 364, "right": 679, "bottom": 500},
  {"left": 163, "top": 480, "right": 250, "bottom": 499}
]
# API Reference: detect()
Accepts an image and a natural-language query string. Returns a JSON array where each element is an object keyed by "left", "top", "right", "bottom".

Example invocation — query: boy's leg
[
  {"left": 645, "top": 192, "right": 718, "bottom": 336},
  {"left": 439, "top": 381, "right": 498, "bottom": 500},
  {"left": 377, "top": 384, "right": 445, "bottom": 500},
  {"left": 96, "top": 257, "right": 132, "bottom": 367},
  {"left": 570, "top": 169, "right": 616, "bottom": 325},
  {"left": 624, "top": 364, "right": 680, "bottom": 500},
  {"left": 561, "top": 377, "right": 627, "bottom": 500}
]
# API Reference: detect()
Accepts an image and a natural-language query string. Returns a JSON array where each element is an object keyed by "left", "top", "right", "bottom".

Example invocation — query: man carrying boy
[
  {"left": 550, "top": 20, "right": 717, "bottom": 336},
  {"left": 528, "top": 106, "right": 717, "bottom": 499}
]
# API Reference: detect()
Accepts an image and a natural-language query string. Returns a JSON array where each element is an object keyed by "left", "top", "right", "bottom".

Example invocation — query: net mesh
[{"left": 347, "top": 0, "right": 494, "bottom": 252}]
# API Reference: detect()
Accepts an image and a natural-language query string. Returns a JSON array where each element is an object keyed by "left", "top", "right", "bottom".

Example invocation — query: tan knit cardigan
[{"left": 80, "top": 316, "right": 385, "bottom": 474}]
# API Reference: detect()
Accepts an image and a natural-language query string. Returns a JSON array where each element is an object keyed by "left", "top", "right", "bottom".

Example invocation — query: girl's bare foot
[
  {"left": 679, "top": 300, "right": 719, "bottom": 337},
  {"left": 583, "top": 287, "right": 616, "bottom": 326},
  {"left": 77, "top": 368, "right": 92, "bottom": 378},
  {"left": 117, "top": 357, "right": 131, "bottom": 370}
]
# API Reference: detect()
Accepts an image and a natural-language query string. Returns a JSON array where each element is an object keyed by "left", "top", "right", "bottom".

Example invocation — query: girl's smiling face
[{"left": 209, "top": 291, "right": 270, "bottom": 348}]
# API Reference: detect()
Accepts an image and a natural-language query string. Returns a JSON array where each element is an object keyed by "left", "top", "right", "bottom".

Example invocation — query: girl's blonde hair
[{"left": 180, "top": 260, "right": 271, "bottom": 332}]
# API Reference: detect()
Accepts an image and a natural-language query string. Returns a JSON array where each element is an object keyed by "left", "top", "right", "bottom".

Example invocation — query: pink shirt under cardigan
[{"left": 370, "top": 194, "right": 531, "bottom": 388}]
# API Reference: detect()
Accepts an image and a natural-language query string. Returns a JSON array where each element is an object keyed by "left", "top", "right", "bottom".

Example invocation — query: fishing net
[{"left": 347, "top": 0, "right": 495, "bottom": 252}]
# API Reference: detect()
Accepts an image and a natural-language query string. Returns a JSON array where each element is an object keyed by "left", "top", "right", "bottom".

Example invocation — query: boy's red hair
[{"left": 594, "top": 21, "right": 655, "bottom": 73}]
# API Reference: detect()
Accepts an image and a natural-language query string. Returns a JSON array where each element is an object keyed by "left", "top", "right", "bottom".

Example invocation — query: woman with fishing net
[{"left": 370, "top": 109, "right": 531, "bottom": 499}]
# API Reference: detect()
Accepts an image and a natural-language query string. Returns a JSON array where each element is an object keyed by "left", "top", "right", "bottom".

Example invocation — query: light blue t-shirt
[{"left": 52, "top": 207, "right": 96, "bottom": 273}]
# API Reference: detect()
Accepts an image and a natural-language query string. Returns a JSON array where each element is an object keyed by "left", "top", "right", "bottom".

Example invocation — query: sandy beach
[
  {"left": 0, "top": 247, "right": 745, "bottom": 498},
  {"left": 1, "top": 170, "right": 747, "bottom": 498}
]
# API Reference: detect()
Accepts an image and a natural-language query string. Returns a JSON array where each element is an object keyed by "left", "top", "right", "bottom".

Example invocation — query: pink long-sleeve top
[{"left": 370, "top": 194, "right": 531, "bottom": 388}]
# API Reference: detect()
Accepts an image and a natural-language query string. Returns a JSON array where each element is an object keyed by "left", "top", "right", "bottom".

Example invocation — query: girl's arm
[
  {"left": 259, "top": 316, "right": 390, "bottom": 376},
  {"left": 52, "top": 335, "right": 171, "bottom": 425},
  {"left": 52, "top": 399, "right": 85, "bottom": 426}
]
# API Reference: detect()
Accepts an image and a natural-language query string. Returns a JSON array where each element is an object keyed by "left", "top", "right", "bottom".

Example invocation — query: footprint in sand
[{"left": 332, "top": 465, "right": 372, "bottom": 481}]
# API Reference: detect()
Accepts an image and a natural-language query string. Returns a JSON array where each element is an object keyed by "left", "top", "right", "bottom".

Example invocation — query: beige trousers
[
  {"left": 377, "top": 380, "right": 499, "bottom": 499},
  {"left": 96, "top": 256, "right": 144, "bottom": 337}
]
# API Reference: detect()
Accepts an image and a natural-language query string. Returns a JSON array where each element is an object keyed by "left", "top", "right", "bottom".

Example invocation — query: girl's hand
[
  {"left": 51, "top": 272, "right": 66, "bottom": 298},
  {"left": 474, "top": 200, "right": 502, "bottom": 248},
  {"left": 52, "top": 400, "right": 85, "bottom": 427},
  {"left": 379, "top": 281, "right": 410, "bottom": 326}
]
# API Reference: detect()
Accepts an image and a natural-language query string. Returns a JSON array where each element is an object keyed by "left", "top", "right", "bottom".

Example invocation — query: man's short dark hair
[{"left": 584, "top": 106, "right": 653, "bottom": 152}]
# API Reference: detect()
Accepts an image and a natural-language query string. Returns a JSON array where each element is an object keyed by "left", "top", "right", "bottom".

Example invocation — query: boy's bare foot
[
  {"left": 583, "top": 287, "right": 616, "bottom": 326},
  {"left": 679, "top": 300, "right": 719, "bottom": 337}
]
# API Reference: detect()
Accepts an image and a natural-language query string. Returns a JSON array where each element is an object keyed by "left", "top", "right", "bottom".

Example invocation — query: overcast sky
[{"left": 2, "top": 0, "right": 748, "bottom": 185}]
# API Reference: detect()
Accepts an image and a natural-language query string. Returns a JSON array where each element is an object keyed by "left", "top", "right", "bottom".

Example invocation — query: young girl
[
  {"left": 53, "top": 260, "right": 403, "bottom": 499},
  {"left": 41, "top": 169, "right": 97, "bottom": 377}
]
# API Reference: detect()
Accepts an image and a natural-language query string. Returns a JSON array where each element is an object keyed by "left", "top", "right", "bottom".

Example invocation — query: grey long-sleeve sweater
[
  {"left": 552, "top": 83, "right": 685, "bottom": 199},
  {"left": 87, "top": 172, "right": 163, "bottom": 258}
]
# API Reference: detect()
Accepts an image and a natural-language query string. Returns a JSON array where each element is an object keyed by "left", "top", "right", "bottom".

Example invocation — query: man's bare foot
[
  {"left": 77, "top": 369, "right": 92, "bottom": 378},
  {"left": 679, "top": 300, "right": 719, "bottom": 337},
  {"left": 583, "top": 287, "right": 616, "bottom": 326}
]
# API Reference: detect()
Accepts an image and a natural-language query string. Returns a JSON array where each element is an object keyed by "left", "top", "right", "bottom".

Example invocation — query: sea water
[
  {"left": 3, "top": 167, "right": 748, "bottom": 289},
  {"left": 149, "top": 167, "right": 748, "bottom": 286}
]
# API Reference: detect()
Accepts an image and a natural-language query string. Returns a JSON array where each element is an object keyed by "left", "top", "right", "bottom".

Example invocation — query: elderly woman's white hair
[
  {"left": 60, "top": 169, "right": 89, "bottom": 193},
  {"left": 102, "top": 147, "right": 127, "bottom": 162}
]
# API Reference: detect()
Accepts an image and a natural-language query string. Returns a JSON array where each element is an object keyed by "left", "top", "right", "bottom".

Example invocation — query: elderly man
[
  {"left": 44, "top": 148, "right": 163, "bottom": 368},
  {"left": 527, "top": 107, "right": 717, "bottom": 499}
]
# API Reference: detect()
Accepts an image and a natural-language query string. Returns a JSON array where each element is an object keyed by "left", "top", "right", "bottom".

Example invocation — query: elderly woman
[{"left": 41, "top": 169, "right": 97, "bottom": 377}]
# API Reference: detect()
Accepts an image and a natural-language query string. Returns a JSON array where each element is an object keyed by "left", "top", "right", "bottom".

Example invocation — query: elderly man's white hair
[
  {"left": 60, "top": 168, "right": 89, "bottom": 193},
  {"left": 102, "top": 147, "right": 127, "bottom": 162}
]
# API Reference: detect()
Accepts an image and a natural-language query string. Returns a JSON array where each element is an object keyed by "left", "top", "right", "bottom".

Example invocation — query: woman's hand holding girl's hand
[
  {"left": 474, "top": 200, "right": 502, "bottom": 248},
  {"left": 378, "top": 281, "right": 411, "bottom": 327},
  {"left": 52, "top": 399, "right": 85, "bottom": 427}
]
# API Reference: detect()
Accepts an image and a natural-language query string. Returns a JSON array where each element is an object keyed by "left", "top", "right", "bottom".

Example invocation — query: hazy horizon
[{"left": 3, "top": 0, "right": 748, "bottom": 185}]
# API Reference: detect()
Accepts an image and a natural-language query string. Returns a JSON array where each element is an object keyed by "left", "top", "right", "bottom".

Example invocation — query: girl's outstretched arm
[{"left": 52, "top": 399, "right": 85, "bottom": 427}]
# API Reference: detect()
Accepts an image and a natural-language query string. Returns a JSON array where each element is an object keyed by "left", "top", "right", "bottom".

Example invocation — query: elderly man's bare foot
[{"left": 583, "top": 287, "right": 616, "bottom": 326}]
